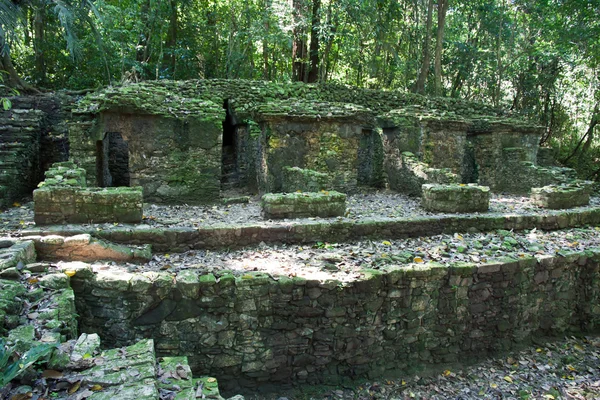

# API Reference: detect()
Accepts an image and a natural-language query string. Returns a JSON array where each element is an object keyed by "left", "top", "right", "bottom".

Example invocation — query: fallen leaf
[
  {"left": 413, "top": 257, "right": 424, "bottom": 263},
  {"left": 42, "top": 369, "right": 64, "bottom": 379},
  {"left": 90, "top": 384, "right": 103, "bottom": 391},
  {"left": 64, "top": 270, "right": 77, "bottom": 277},
  {"left": 69, "top": 381, "right": 82, "bottom": 394},
  {"left": 504, "top": 376, "right": 513, "bottom": 383}
]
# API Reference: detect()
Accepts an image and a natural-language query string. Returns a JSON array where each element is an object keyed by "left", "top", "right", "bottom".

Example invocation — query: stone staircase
[
  {"left": 0, "top": 245, "right": 228, "bottom": 400},
  {"left": 221, "top": 145, "right": 238, "bottom": 191}
]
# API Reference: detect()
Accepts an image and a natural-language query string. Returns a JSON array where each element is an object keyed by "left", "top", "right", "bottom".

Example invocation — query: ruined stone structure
[
  {"left": 59, "top": 80, "right": 572, "bottom": 204},
  {"left": 2, "top": 80, "right": 598, "bottom": 398},
  {"left": 0, "top": 80, "right": 577, "bottom": 207}
]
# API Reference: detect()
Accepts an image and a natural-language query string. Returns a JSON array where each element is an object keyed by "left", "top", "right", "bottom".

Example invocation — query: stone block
[
  {"left": 531, "top": 181, "right": 593, "bottom": 209},
  {"left": 262, "top": 191, "right": 347, "bottom": 219},
  {"left": 421, "top": 184, "right": 490, "bottom": 213}
]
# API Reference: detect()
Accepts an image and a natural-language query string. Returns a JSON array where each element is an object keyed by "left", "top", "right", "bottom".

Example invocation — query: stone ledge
[
  {"left": 19, "top": 206, "right": 600, "bottom": 252},
  {"left": 21, "top": 234, "right": 151, "bottom": 263}
]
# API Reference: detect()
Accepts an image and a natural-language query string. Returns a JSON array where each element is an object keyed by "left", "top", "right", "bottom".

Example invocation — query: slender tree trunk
[
  {"left": 262, "top": 0, "right": 272, "bottom": 80},
  {"left": 163, "top": 0, "right": 178, "bottom": 78},
  {"left": 307, "top": 0, "right": 320, "bottom": 83},
  {"left": 33, "top": 5, "right": 46, "bottom": 85},
  {"left": 320, "top": 0, "right": 336, "bottom": 82},
  {"left": 291, "top": 0, "right": 308, "bottom": 82},
  {"left": 434, "top": 0, "right": 448, "bottom": 96},
  {"left": 414, "top": 0, "right": 434, "bottom": 94}
]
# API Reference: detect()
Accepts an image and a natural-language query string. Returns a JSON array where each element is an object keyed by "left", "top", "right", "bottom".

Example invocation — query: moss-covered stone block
[
  {"left": 422, "top": 184, "right": 490, "bottom": 213},
  {"left": 262, "top": 191, "right": 347, "bottom": 219},
  {"left": 531, "top": 181, "right": 593, "bottom": 209}
]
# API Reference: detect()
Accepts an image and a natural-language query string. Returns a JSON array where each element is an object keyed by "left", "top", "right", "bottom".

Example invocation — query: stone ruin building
[
  {"left": 0, "top": 79, "right": 577, "bottom": 209},
  {"left": 1, "top": 80, "right": 598, "bottom": 399}
]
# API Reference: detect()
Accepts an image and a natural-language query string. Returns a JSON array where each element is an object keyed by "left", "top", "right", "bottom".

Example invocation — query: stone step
[{"left": 158, "top": 356, "right": 195, "bottom": 400}]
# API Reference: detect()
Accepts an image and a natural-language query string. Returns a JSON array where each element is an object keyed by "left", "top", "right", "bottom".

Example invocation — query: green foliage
[{"left": 0, "top": 338, "right": 57, "bottom": 386}]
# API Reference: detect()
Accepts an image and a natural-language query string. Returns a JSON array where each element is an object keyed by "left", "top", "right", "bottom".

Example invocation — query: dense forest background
[{"left": 0, "top": 0, "right": 599, "bottom": 178}]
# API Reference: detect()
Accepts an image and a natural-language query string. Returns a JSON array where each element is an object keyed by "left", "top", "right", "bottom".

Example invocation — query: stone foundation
[
  {"left": 71, "top": 250, "right": 600, "bottom": 393},
  {"left": 261, "top": 192, "right": 347, "bottom": 219},
  {"left": 421, "top": 184, "right": 490, "bottom": 213},
  {"left": 531, "top": 182, "right": 593, "bottom": 209}
]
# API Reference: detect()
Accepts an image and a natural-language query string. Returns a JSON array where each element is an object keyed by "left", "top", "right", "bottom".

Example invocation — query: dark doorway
[
  {"left": 221, "top": 100, "right": 238, "bottom": 189},
  {"left": 96, "top": 132, "right": 130, "bottom": 187}
]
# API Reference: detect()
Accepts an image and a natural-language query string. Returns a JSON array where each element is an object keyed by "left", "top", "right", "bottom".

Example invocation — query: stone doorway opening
[
  {"left": 221, "top": 100, "right": 238, "bottom": 190},
  {"left": 96, "top": 132, "right": 130, "bottom": 187}
]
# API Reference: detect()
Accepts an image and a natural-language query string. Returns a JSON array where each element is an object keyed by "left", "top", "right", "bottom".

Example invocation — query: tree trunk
[
  {"left": 434, "top": 0, "right": 448, "bottom": 96},
  {"left": 414, "top": 0, "right": 434, "bottom": 94},
  {"left": 33, "top": 5, "right": 46, "bottom": 85},
  {"left": 163, "top": 0, "right": 178, "bottom": 78},
  {"left": 262, "top": 0, "right": 272, "bottom": 80},
  {"left": 291, "top": 0, "right": 308, "bottom": 82},
  {"left": 0, "top": 51, "right": 38, "bottom": 93},
  {"left": 307, "top": 0, "right": 320, "bottom": 83}
]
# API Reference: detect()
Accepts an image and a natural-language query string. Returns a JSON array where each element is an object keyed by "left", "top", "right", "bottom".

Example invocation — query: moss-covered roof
[{"left": 74, "top": 79, "right": 527, "bottom": 126}]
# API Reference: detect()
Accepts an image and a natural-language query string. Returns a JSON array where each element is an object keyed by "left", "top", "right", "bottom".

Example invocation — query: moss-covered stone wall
[
  {"left": 71, "top": 250, "right": 600, "bottom": 393},
  {"left": 67, "top": 79, "right": 558, "bottom": 200},
  {"left": 70, "top": 111, "right": 223, "bottom": 203}
]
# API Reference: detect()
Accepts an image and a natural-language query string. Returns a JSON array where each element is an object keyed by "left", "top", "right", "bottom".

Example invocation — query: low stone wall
[
  {"left": 20, "top": 206, "right": 600, "bottom": 252},
  {"left": 531, "top": 182, "right": 593, "bottom": 209},
  {"left": 281, "top": 166, "right": 331, "bottom": 193},
  {"left": 71, "top": 250, "right": 600, "bottom": 393},
  {"left": 33, "top": 186, "right": 143, "bottom": 225},
  {"left": 262, "top": 192, "right": 347, "bottom": 219},
  {"left": 422, "top": 184, "right": 490, "bottom": 213}
]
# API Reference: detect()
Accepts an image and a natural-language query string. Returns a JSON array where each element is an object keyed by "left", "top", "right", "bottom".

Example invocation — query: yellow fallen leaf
[
  {"left": 567, "top": 365, "right": 576, "bottom": 371},
  {"left": 536, "top": 348, "right": 542, "bottom": 353},
  {"left": 90, "top": 384, "right": 103, "bottom": 391},
  {"left": 381, "top": 253, "right": 388, "bottom": 258},
  {"left": 64, "top": 270, "right": 76, "bottom": 277},
  {"left": 382, "top": 240, "right": 392, "bottom": 246},
  {"left": 490, "top": 383, "right": 498, "bottom": 389},
  {"left": 68, "top": 381, "right": 81, "bottom": 394},
  {"left": 13, "top": 202, "right": 20, "bottom": 207},
  {"left": 165, "top": 254, "right": 170, "bottom": 259},
  {"left": 543, "top": 395, "right": 555, "bottom": 400},
  {"left": 504, "top": 376, "right": 513, "bottom": 383},
  {"left": 442, "top": 369, "right": 451, "bottom": 377},
  {"left": 574, "top": 344, "right": 584, "bottom": 351},
  {"left": 413, "top": 257, "right": 424, "bottom": 263},
  {"left": 27, "top": 278, "right": 39, "bottom": 284},
  {"left": 206, "top": 377, "right": 217, "bottom": 383},
  {"left": 401, "top": 380, "right": 406, "bottom": 386}
]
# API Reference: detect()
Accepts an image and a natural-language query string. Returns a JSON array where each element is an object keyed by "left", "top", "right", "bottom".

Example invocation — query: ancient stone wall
[
  {"left": 69, "top": 111, "right": 223, "bottom": 203},
  {"left": 71, "top": 250, "right": 600, "bottom": 393},
  {"left": 0, "top": 109, "right": 43, "bottom": 208}
]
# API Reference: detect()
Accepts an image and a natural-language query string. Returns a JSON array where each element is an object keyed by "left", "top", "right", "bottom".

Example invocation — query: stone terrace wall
[{"left": 72, "top": 250, "right": 600, "bottom": 393}]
